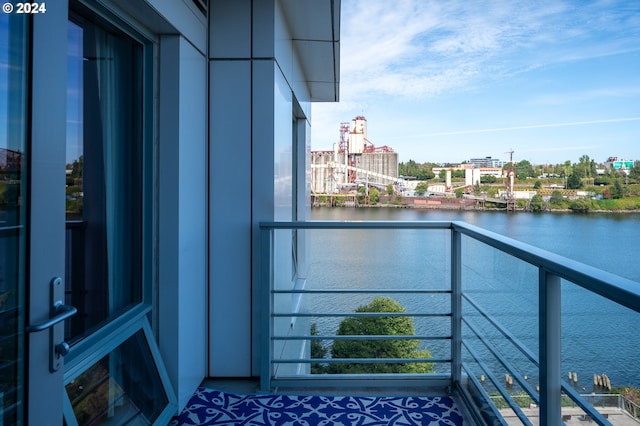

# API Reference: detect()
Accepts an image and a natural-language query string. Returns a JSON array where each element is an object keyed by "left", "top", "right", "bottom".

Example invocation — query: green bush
[
  {"left": 569, "top": 198, "right": 592, "bottom": 212},
  {"left": 549, "top": 190, "right": 568, "bottom": 208},
  {"left": 310, "top": 323, "right": 328, "bottom": 374},
  {"left": 328, "top": 297, "right": 434, "bottom": 374},
  {"left": 594, "top": 197, "right": 640, "bottom": 210},
  {"left": 530, "top": 194, "right": 544, "bottom": 211}
]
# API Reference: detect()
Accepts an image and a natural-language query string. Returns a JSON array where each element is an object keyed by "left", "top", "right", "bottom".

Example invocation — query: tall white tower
[{"left": 348, "top": 116, "right": 367, "bottom": 154}]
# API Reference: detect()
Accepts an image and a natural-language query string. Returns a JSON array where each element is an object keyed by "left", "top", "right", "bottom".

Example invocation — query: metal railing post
[
  {"left": 539, "top": 269, "right": 562, "bottom": 424},
  {"left": 451, "top": 228, "right": 462, "bottom": 387},
  {"left": 260, "top": 227, "right": 274, "bottom": 392}
]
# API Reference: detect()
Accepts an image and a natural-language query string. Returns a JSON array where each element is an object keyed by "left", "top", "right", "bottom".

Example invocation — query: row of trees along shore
[{"left": 394, "top": 155, "right": 640, "bottom": 211}]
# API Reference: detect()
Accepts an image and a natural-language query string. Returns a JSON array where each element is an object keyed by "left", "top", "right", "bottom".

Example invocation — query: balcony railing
[{"left": 259, "top": 221, "right": 640, "bottom": 425}]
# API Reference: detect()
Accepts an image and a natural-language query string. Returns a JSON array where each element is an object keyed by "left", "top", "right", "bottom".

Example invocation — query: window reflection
[
  {"left": 0, "top": 12, "right": 28, "bottom": 426},
  {"left": 65, "top": 17, "right": 144, "bottom": 343},
  {"left": 65, "top": 329, "right": 169, "bottom": 424}
]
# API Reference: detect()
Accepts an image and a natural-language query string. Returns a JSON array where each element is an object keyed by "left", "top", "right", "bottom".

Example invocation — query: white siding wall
[
  {"left": 158, "top": 35, "right": 208, "bottom": 409},
  {"left": 209, "top": 0, "right": 312, "bottom": 376},
  {"left": 209, "top": 57, "right": 253, "bottom": 375}
]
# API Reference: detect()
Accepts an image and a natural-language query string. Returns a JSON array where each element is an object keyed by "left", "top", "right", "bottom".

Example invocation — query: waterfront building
[
  {"left": 468, "top": 156, "right": 506, "bottom": 168},
  {"left": 311, "top": 116, "right": 398, "bottom": 193}
]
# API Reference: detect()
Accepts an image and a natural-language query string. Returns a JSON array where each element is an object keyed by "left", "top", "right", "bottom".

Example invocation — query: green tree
[
  {"left": 328, "top": 297, "right": 434, "bottom": 374},
  {"left": 357, "top": 186, "right": 379, "bottom": 204},
  {"left": 398, "top": 161, "right": 437, "bottom": 180},
  {"left": 566, "top": 173, "right": 583, "bottom": 189},
  {"left": 398, "top": 160, "right": 418, "bottom": 177},
  {"left": 310, "top": 323, "right": 327, "bottom": 374},
  {"left": 610, "top": 179, "right": 624, "bottom": 199},
  {"left": 370, "top": 186, "right": 379, "bottom": 204},
  {"left": 386, "top": 184, "right": 394, "bottom": 196},
  {"left": 515, "top": 160, "right": 535, "bottom": 179},
  {"left": 71, "top": 155, "right": 83, "bottom": 178},
  {"left": 574, "top": 155, "right": 588, "bottom": 178},
  {"left": 415, "top": 165, "right": 435, "bottom": 181},
  {"left": 473, "top": 182, "right": 481, "bottom": 195},
  {"left": 533, "top": 180, "right": 542, "bottom": 189},
  {"left": 530, "top": 194, "right": 544, "bottom": 212},
  {"left": 481, "top": 175, "right": 497, "bottom": 184},
  {"left": 549, "top": 190, "right": 566, "bottom": 208},
  {"left": 415, "top": 181, "right": 429, "bottom": 196},
  {"left": 629, "top": 161, "right": 640, "bottom": 181},
  {"left": 569, "top": 198, "right": 592, "bottom": 212}
]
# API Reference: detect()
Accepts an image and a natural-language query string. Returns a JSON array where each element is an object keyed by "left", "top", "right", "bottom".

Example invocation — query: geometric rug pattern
[{"left": 170, "top": 388, "right": 465, "bottom": 425}]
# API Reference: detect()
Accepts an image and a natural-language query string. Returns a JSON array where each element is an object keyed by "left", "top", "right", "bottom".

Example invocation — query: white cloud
[
  {"left": 400, "top": 117, "right": 640, "bottom": 138},
  {"left": 337, "top": 0, "right": 640, "bottom": 100},
  {"left": 530, "top": 88, "right": 640, "bottom": 105}
]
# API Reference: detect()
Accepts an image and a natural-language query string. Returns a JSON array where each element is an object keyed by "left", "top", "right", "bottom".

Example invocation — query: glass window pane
[
  {"left": 65, "top": 329, "right": 169, "bottom": 425},
  {"left": 0, "top": 12, "right": 28, "bottom": 426},
  {"left": 65, "top": 17, "right": 144, "bottom": 343}
]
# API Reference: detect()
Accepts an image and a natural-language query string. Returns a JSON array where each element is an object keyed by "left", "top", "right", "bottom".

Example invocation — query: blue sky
[{"left": 311, "top": 0, "right": 640, "bottom": 166}]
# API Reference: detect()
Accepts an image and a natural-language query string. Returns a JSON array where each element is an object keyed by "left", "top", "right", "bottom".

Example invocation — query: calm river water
[{"left": 306, "top": 207, "right": 640, "bottom": 389}]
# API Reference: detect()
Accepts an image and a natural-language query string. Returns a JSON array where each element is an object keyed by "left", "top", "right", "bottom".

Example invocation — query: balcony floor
[
  {"left": 168, "top": 379, "right": 640, "bottom": 425},
  {"left": 169, "top": 378, "right": 472, "bottom": 425}
]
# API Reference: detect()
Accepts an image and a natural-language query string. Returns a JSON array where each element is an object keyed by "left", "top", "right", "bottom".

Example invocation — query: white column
[{"left": 158, "top": 36, "right": 207, "bottom": 408}]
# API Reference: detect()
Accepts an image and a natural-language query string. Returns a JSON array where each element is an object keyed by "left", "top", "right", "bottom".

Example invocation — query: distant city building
[
  {"left": 468, "top": 157, "right": 505, "bottom": 168},
  {"left": 605, "top": 157, "right": 635, "bottom": 176},
  {"left": 0, "top": 147, "right": 22, "bottom": 174},
  {"left": 432, "top": 165, "right": 503, "bottom": 178}
]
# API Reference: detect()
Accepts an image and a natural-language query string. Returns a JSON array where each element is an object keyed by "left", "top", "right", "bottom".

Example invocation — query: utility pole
[{"left": 504, "top": 149, "right": 516, "bottom": 211}]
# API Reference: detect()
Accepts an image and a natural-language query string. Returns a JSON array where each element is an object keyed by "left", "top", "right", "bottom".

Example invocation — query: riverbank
[{"left": 312, "top": 195, "right": 640, "bottom": 213}]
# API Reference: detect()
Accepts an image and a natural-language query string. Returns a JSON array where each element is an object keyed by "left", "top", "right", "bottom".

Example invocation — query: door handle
[
  {"left": 26, "top": 302, "right": 77, "bottom": 333},
  {"left": 26, "top": 277, "right": 77, "bottom": 372}
]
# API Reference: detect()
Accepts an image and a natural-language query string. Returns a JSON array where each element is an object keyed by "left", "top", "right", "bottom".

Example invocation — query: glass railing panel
[
  {"left": 460, "top": 233, "right": 541, "bottom": 423},
  {"left": 262, "top": 221, "right": 640, "bottom": 423},
  {"left": 308, "top": 227, "right": 451, "bottom": 291},
  {"left": 268, "top": 226, "right": 452, "bottom": 382},
  {"left": 561, "top": 278, "right": 640, "bottom": 422}
]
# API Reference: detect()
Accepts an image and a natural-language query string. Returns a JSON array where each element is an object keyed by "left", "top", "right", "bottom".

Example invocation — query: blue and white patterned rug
[{"left": 171, "top": 388, "right": 465, "bottom": 425}]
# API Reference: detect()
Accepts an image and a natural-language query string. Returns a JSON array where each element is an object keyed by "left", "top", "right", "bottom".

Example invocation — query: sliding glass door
[
  {"left": 60, "top": 7, "right": 175, "bottom": 425},
  {"left": 10, "top": 2, "right": 176, "bottom": 423},
  {"left": 62, "top": 9, "right": 174, "bottom": 423}
]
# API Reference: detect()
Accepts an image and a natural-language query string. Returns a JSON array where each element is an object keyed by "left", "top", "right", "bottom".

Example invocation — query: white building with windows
[
  {"left": 0, "top": 0, "right": 339, "bottom": 423},
  {"left": 468, "top": 156, "right": 505, "bottom": 168}
]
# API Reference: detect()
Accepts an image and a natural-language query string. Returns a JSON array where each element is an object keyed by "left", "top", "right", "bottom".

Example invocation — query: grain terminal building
[{"left": 311, "top": 116, "right": 398, "bottom": 193}]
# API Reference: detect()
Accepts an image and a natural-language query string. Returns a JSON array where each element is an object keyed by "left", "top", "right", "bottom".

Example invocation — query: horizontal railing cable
[
  {"left": 463, "top": 293, "right": 539, "bottom": 365},
  {"left": 275, "top": 357, "right": 451, "bottom": 364},
  {"left": 272, "top": 312, "right": 449, "bottom": 318},
  {"left": 462, "top": 320, "right": 540, "bottom": 404},
  {"left": 272, "top": 335, "right": 451, "bottom": 341},
  {"left": 463, "top": 343, "right": 534, "bottom": 426},
  {"left": 460, "top": 366, "right": 509, "bottom": 426},
  {"left": 272, "top": 289, "right": 451, "bottom": 294}
]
